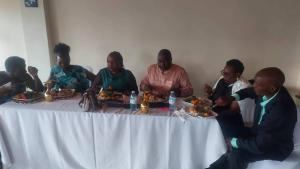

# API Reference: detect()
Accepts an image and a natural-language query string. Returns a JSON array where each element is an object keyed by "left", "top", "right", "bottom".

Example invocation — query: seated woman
[
  {"left": 140, "top": 49, "right": 193, "bottom": 98},
  {"left": 48, "top": 43, "right": 95, "bottom": 92},
  {"left": 0, "top": 56, "right": 43, "bottom": 104},
  {"left": 90, "top": 51, "right": 138, "bottom": 95}
]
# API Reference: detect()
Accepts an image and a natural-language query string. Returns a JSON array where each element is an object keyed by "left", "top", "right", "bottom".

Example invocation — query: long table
[{"left": 0, "top": 97, "right": 226, "bottom": 169}]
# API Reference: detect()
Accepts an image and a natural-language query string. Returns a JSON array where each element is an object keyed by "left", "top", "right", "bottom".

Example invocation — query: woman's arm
[
  {"left": 85, "top": 70, "right": 96, "bottom": 82},
  {"left": 90, "top": 73, "right": 102, "bottom": 93}
]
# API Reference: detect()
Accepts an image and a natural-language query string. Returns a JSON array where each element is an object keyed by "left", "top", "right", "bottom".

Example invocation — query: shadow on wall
[{"left": 181, "top": 58, "right": 206, "bottom": 96}]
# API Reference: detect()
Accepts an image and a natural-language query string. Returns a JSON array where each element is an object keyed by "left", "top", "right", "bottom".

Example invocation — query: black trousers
[
  {"left": 214, "top": 108, "right": 247, "bottom": 138},
  {"left": 206, "top": 149, "right": 267, "bottom": 169},
  {"left": 0, "top": 152, "right": 2, "bottom": 169}
]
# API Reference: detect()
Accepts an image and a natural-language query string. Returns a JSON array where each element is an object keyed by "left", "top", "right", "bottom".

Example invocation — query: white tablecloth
[{"left": 0, "top": 97, "right": 226, "bottom": 169}]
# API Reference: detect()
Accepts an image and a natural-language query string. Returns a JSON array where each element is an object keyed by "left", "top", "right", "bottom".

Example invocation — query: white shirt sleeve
[{"left": 232, "top": 78, "right": 255, "bottom": 125}]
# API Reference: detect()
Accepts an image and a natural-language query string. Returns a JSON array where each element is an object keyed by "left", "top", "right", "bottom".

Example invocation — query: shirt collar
[
  {"left": 219, "top": 76, "right": 235, "bottom": 88},
  {"left": 108, "top": 68, "right": 125, "bottom": 77},
  {"left": 157, "top": 64, "right": 174, "bottom": 74},
  {"left": 228, "top": 83, "right": 234, "bottom": 87},
  {"left": 260, "top": 90, "right": 280, "bottom": 107}
]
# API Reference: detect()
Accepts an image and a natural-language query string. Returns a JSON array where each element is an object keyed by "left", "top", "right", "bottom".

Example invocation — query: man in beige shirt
[{"left": 140, "top": 49, "right": 193, "bottom": 97}]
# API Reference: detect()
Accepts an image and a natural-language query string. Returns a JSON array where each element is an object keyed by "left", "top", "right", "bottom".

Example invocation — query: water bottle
[
  {"left": 168, "top": 91, "right": 177, "bottom": 112},
  {"left": 130, "top": 91, "right": 138, "bottom": 112}
]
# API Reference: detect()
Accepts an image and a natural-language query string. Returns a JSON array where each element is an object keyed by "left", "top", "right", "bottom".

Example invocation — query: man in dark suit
[{"left": 206, "top": 67, "right": 297, "bottom": 169}]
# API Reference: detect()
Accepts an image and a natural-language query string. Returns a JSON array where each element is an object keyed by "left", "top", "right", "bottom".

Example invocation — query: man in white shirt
[{"left": 204, "top": 59, "right": 255, "bottom": 137}]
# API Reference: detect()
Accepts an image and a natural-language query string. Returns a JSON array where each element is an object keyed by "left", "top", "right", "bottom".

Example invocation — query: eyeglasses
[{"left": 220, "top": 69, "right": 231, "bottom": 77}]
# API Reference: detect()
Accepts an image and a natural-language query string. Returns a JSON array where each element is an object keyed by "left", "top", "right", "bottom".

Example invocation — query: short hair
[
  {"left": 256, "top": 67, "right": 285, "bottom": 87},
  {"left": 5, "top": 56, "right": 25, "bottom": 73},
  {"left": 54, "top": 43, "right": 70, "bottom": 57},
  {"left": 108, "top": 51, "right": 124, "bottom": 67},
  {"left": 158, "top": 49, "right": 172, "bottom": 61},
  {"left": 226, "top": 59, "right": 244, "bottom": 74}
]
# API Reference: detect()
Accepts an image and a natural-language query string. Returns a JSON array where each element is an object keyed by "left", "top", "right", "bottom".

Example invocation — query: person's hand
[
  {"left": 0, "top": 85, "right": 14, "bottom": 96},
  {"left": 204, "top": 84, "right": 213, "bottom": 96},
  {"left": 230, "top": 101, "right": 240, "bottom": 113},
  {"left": 45, "top": 80, "right": 55, "bottom": 89},
  {"left": 141, "top": 83, "right": 152, "bottom": 92},
  {"left": 28, "top": 66, "right": 38, "bottom": 77},
  {"left": 225, "top": 138, "right": 233, "bottom": 152},
  {"left": 122, "top": 90, "right": 131, "bottom": 96},
  {"left": 122, "top": 94, "right": 130, "bottom": 104},
  {"left": 215, "top": 96, "right": 234, "bottom": 107},
  {"left": 151, "top": 90, "right": 160, "bottom": 97},
  {"left": 170, "top": 87, "right": 181, "bottom": 97}
]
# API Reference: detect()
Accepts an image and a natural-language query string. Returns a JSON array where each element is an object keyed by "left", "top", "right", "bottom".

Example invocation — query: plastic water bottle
[
  {"left": 130, "top": 91, "right": 138, "bottom": 112},
  {"left": 168, "top": 91, "right": 177, "bottom": 112}
]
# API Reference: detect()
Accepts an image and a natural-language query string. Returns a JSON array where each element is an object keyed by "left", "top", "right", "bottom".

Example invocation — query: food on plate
[
  {"left": 191, "top": 98, "right": 203, "bottom": 106},
  {"left": 187, "top": 102, "right": 216, "bottom": 117},
  {"left": 97, "top": 90, "right": 123, "bottom": 101},
  {"left": 14, "top": 92, "right": 43, "bottom": 100},
  {"left": 48, "top": 89, "right": 75, "bottom": 99},
  {"left": 13, "top": 91, "right": 44, "bottom": 103},
  {"left": 143, "top": 91, "right": 166, "bottom": 102},
  {"left": 184, "top": 96, "right": 212, "bottom": 107}
]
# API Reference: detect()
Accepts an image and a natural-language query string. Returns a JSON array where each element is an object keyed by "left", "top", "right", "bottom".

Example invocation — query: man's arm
[
  {"left": 84, "top": 69, "right": 96, "bottom": 82},
  {"left": 233, "top": 87, "right": 257, "bottom": 101},
  {"left": 215, "top": 87, "right": 257, "bottom": 107},
  {"left": 0, "top": 71, "right": 11, "bottom": 86},
  {"left": 127, "top": 71, "right": 139, "bottom": 95},
  {"left": 26, "top": 66, "right": 44, "bottom": 92},
  {"left": 140, "top": 67, "right": 152, "bottom": 92}
]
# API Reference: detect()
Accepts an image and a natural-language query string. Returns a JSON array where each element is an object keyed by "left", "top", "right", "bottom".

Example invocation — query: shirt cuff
[
  {"left": 231, "top": 93, "right": 240, "bottom": 101},
  {"left": 231, "top": 138, "right": 239, "bottom": 148}
]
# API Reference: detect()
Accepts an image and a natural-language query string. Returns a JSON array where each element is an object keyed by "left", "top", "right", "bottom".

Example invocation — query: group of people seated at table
[{"left": 0, "top": 42, "right": 297, "bottom": 169}]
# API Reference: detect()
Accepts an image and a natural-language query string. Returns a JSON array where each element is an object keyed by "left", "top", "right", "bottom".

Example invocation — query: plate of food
[
  {"left": 183, "top": 96, "right": 212, "bottom": 107},
  {"left": 184, "top": 97, "right": 217, "bottom": 118},
  {"left": 186, "top": 106, "right": 217, "bottom": 118},
  {"left": 97, "top": 90, "right": 123, "bottom": 102},
  {"left": 143, "top": 91, "right": 167, "bottom": 103},
  {"left": 49, "top": 89, "right": 76, "bottom": 99},
  {"left": 12, "top": 91, "right": 44, "bottom": 103}
]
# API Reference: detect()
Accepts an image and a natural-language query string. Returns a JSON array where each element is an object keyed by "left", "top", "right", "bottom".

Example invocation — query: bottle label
[
  {"left": 169, "top": 97, "right": 176, "bottom": 104},
  {"left": 130, "top": 97, "right": 137, "bottom": 104}
]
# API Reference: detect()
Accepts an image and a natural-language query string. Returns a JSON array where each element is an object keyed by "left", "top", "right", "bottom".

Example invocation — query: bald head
[
  {"left": 253, "top": 67, "right": 285, "bottom": 96},
  {"left": 255, "top": 67, "right": 285, "bottom": 88}
]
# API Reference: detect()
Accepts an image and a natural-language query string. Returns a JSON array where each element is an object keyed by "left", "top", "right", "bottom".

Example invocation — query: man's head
[
  {"left": 107, "top": 51, "right": 124, "bottom": 73},
  {"left": 222, "top": 59, "right": 244, "bottom": 84},
  {"left": 54, "top": 43, "right": 71, "bottom": 70},
  {"left": 253, "top": 67, "right": 285, "bottom": 96},
  {"left": 157, "top": 49, "right": 172, "bottom": 71},
  {"left": 5, "top": 56, "right": 27, "bottom": 79}
]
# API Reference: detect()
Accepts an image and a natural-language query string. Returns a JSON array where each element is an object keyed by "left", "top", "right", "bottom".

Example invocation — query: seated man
[
  {"left": 206, "top": 67, "right": 297, "bottom": 169},
  {"left": 0, "top": 56, "right": 44, "bottom": 104},
  {"left": 48, "top": 43, "right": 95, "bottom": 92},
  {"left": 140, "top": 49, "right": 193, "bottom": 97},
  {"left": 204, "top": 59, "right": 255, "bottom": 137}
]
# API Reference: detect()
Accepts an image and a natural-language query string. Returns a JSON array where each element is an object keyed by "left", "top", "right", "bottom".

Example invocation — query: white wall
[
  {"left": 0, "top": 0, "right": 51, "bottom": 81},
  {"left": 47, "top": 0, "right": 300, "bottom": 95},
  {"left": 2, "top": 0, "right": 300, "bottom": 95},
  {"left": 21, "top": 0, "right": 51, "bottom": 81},
  {"left": 0, "top": 0, "right": 27, "bottom": 70}
]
